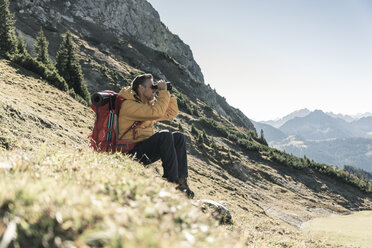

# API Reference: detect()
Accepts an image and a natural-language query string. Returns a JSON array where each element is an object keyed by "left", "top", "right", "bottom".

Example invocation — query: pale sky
[{"left": 147, "top": 0, "right": 372, "bottom": 121}]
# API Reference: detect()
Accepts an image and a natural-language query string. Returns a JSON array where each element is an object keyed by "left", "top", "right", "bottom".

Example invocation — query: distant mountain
[
  {"left": 326, "top": 112, "right": 372, "bottom": 122},
  {"left": 279, "top": 110, "right": 353, "bottom": 140},
  {"left": 352, "top": 117, "right": 372, "bottom": 138},
  {"left": 352, "top": 112, "right": 372, "bottom": 120},
  {"left": 272, "top": 137, "right": 372, "bottom": 172},
  {"left": 257, "top": 109, "right": 372, "bottom": 171},
  {"left": 251, "top": 120, "right": 287, "bottom": 142},
  {"left": 326, "top": 112, "right": 356, "bottom": 122},
  {"left": 262, "top": 108, "right": 311, "bottom": 128}
]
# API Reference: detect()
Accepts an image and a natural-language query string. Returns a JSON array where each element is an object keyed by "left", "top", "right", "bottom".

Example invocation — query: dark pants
[{"left": 128, "top": 130, "right": 188, "bottom": 182}]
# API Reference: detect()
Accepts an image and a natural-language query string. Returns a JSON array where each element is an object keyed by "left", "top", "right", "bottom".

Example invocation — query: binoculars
[{"left": 152, "top": 82, "right": 172, "bottom": 91}]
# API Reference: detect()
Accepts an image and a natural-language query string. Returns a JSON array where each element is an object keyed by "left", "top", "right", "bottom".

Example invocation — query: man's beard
[{"left": 147, "top": 95, "right": 155, "bottom": 102}]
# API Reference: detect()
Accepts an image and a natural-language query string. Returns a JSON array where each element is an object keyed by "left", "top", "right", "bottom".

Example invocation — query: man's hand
[{"left": 156, "top": 80, "right": 167, "bottom": 90}]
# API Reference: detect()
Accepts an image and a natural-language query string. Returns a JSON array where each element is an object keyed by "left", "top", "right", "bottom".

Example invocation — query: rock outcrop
[
  {"left": 12, "top": 0, "right": 203, "bottom": 84},
  {"left": 10, "top": 0, "right": 255, "bottom": 131}
]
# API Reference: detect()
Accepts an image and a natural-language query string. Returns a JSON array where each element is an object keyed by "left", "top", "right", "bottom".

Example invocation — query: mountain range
[{"left": 254, "top": 109, "right": 372, "bottom": 172}]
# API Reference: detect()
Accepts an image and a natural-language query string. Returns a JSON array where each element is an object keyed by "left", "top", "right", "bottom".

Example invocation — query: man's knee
[
  {"left": 158, "top": 130, "right": 174, "bottom": 144},
  {"left": 172, "top": 131, "right": 186, "bottom": 145}
]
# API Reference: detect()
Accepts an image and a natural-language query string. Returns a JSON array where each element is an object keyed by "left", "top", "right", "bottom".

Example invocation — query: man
[{"left": 118, "top": 74, "right": 194, "bottom": 198}]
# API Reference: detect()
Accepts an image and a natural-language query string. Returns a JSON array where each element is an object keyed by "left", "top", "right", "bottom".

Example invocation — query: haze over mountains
[{"left": 254, "top": 109, "right": 372, "bottom": 172}]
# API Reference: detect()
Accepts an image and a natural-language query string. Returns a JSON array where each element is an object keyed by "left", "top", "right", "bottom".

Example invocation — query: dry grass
[
  {"left": 0, "top": 146, "right": 240, "bottom": 247},
  {"left": 302, "top": 211, "right": 372, "bottom": 248},
  {"left": 1, "top": 58, "right": 369, "bottom": 247}
]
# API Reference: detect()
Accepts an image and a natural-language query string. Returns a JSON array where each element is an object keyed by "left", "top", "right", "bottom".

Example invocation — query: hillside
[
  {"left": 9, "top": 0, "right": 255, "bottom": 132},
  {"left": 2, "top": 59, "right": 372, "bottom": 247},
  {"left": 1, "top": 0, "right": 372, "bottom": 246}
]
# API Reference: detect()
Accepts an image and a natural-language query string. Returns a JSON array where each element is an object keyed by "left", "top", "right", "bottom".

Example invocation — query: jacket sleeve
[
  {"left": 156, "top": 95, "right": 179, "bottom": 121},
  {"left": 121, "top": 90, "right": 171, "bottom": 121}
]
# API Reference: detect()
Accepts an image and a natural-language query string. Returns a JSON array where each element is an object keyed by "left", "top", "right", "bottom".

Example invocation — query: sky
[{"left": 147, "top": 0, "right": 372, "bottom": 121}]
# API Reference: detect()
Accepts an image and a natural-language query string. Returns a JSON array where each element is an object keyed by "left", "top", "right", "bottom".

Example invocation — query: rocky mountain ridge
[
  {"left": 280, "top": 110, "right": 372, "bottom": 140},
  {"left": 10, "top": 0, "right": 255, "bottom": 131},
  {"left": 13, "top": 0, "right": 203, "bottom": 83},
  {"left": 262, "top": 108, "right": 311, "bottom": 128}
]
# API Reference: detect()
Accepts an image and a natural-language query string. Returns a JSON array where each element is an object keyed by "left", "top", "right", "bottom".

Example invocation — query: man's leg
[
  {"left": 129, "top": 130, "right": 179, "bottom": 182},
  {"left": 172, "top": 131, "right": 188, "bottom": 178},
  {"left": 172, "top": 131, "right": 194, "bottom": 198}
]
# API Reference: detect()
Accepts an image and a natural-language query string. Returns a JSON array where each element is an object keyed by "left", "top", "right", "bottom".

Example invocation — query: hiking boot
[{"left": 176, "top": 177, "right": 195, "bottom": 199}]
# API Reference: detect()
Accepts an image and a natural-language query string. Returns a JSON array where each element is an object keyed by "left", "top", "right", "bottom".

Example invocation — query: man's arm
[
  {"left": 121, "top": 90, "right": 171, "bottom": 121},
  {"left": 156, "top": 95, "right": 178, "bottom": 121}
]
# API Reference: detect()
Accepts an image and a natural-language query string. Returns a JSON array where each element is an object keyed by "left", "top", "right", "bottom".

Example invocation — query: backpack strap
[{"left": 119, "top": 121, "right": 143, "bottom": 140}]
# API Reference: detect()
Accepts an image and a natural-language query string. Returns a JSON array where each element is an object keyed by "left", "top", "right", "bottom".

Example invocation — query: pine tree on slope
[
  {"left": 0, "top": 0, "right": 17, "bottom": 57},
  {"left": 34, "top": 28, "right": 51, "bottom": 67},
  {"left": 56, "top": 32, "right": 90, "bottom": 104},
  {"left": 16, "top": 33, "right": 29, "bottom": 56}
]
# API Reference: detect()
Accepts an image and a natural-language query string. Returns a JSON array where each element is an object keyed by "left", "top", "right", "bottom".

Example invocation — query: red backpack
[{"left": 89, "top": 90, "right": 141, "bottom": 153}]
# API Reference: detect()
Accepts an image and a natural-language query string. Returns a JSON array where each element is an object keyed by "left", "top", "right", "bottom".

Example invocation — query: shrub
[
  {"left": 192, "top": 106, "right": 200, "bottom": 117},
  {"left": 178, "top": 122, "right": 183, "bottom": 130},
  {"left": 203, "top": 104, "right": 213, "bottom": 113},
  {"left": 191, "top": 124, "right": 199, "bottom": 136},
  {"left": 12, "top": 54, "right": 68, "bottom": 91}
]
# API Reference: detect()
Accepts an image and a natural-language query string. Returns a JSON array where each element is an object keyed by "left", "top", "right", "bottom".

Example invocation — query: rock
[
  {"left": 0, "top": 162, "right": 12, "bottom": 169},
  {"left": 69, "top": 0, "right": 203, "bottom": 84},
  {"left": 10, "top": 0, "right": 255, "bottom": 132},
  {"left": 0, "top": 220, "right": 17, "bottom": 247},
  {"left": 199, "top": 199, "right": 232, "bottom": 225}
]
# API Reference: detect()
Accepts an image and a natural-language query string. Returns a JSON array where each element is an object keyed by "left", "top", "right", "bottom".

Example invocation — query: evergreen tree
[
  {"left": 16, "top": 33, "right": 28, "bottom": 56},
  {"left": 34, "top": 28, "right": 51, "bottom": 66},
  {"left": 0, "top": 0, "right": 17, "bottom": 57},
  {"left": 259, "top": 129, "right": 268, "bottom": 146},
  {"left": 56, "top": 32, "right": 90, "bottom": 104}
]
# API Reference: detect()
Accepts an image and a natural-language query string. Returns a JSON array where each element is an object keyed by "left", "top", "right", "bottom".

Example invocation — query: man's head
[{"left": 131, "top": 74, "right": 156, "bottom": 102}]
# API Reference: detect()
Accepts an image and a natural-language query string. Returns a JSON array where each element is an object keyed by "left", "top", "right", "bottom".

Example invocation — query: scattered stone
[
  {"left": 199, "top": 199, "right": 232, "bottom": 225},
  {"left": 0, "top": 162, "right": 12, "bottom": 169},
  {"left": 0, "top": 220, "right": 17, "bottom": 248},
  {"left": 158, "top": 190, "right": 172, "bottom": 198}
]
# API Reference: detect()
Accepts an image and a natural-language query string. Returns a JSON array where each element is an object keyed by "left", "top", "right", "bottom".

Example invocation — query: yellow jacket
[{"left": 118, "top": 86, "right": 178, "bottom": 142}]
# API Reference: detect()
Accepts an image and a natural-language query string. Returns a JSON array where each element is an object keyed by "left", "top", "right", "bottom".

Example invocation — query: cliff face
[
  {"left": 10, "top": 0, "right": 255, "bottom": 130},
  {"left": 12, "top": 0, "right": 203, "bottom": 84},
  {"left": 70, "top": 0, "right": 203, "bottom": 83}
]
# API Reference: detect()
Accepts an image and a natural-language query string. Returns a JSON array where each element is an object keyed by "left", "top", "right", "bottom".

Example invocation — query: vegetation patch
[{"left": 0, "top": 148, "right": 243, "bottom": 248}]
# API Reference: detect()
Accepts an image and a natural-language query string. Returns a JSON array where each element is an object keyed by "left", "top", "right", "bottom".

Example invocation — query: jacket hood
[{"left": 119, "top": 86, "right": 137, "bottom": 101}]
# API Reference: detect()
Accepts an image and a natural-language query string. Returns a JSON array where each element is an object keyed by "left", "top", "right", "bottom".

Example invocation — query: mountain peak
[
  {"left": 279, "top": 109, "right": 352, "bottom": 140},
  {"left": 261, "top": 108, "right": 311, "bottom": 128},
  {"left": 308, "top": 109, "right": 328, "bottom": 117}
]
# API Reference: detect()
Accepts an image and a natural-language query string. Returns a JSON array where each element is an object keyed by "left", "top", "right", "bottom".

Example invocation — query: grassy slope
[
  {"left": 1, "top": 59, "right": 371, "bottom": 247},
  {"left": 302, "top": 211, "right": 372, "bottom": 248}
]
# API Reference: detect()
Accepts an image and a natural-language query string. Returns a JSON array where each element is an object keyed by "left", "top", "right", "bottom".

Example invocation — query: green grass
[
  {"left": 0, "top": 145, "right": 329, "bottom": 248},
  {"left": 0, "top": 146, "right": 242, "bottom": 247},
  {"left": 302, "top": 211, "right": 372, "bottom": 248}
]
